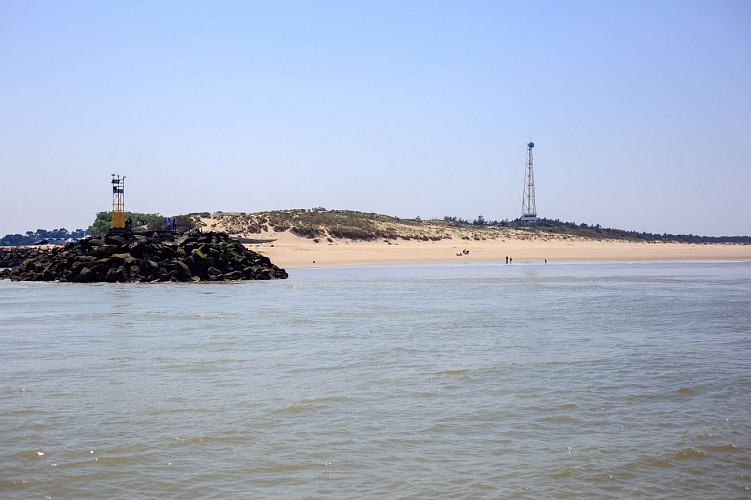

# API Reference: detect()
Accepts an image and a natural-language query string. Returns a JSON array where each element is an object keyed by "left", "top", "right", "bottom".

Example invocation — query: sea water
[{"left": 1, "top": 261, "right": 750, "bottom": 498}]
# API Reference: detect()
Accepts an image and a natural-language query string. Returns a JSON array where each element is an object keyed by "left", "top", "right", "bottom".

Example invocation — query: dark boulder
[
  {"left": 0, "top": 247, "right": 50, "bottom": 268},
  {"left": 174, "top": 260, "right": 192, "bottom": 278}
]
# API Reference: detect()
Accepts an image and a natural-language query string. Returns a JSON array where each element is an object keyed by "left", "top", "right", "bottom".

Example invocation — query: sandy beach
[{"left": 246, "top": 231, "right": 751, "bottom": 267}]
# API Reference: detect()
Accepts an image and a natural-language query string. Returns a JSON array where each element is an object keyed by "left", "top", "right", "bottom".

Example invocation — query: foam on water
[{"left": 1, "top": 261, "right": 750, "bottom": 497}]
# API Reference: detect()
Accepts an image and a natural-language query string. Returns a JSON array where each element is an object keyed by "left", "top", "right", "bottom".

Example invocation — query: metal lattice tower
[
  {"left": 521, "top": 142, "right": 538, "bottom": 223},
  {"left": 111, "top": 174, "right": 126, "bottom": 228}
]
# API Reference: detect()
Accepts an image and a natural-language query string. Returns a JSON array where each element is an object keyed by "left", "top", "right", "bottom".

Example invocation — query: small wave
[
  {"left": 172, "top": 432, "right": 251, "bottom": 446},
  {"left": 0, "top": 479, "right": 31, "bottom": 489},
  {"left": 311, "top": 364, "right": 350, "bottom": 372},
  {"left": 411, "top": 391, "right": 441, "bottom": 398},
  {"left": 93, "top": 454, "right": 150, "bottom": 466},
  {"left": 674, "top": 446, "right": 709, "bottom": 459},
  {"left": 596, "top": 385, "right": 622, "bottom": 391},
  {"left": 434, "top": 369, "right": 469, "bottom": 376},
  {"left": 272, "top": 404, "right": 318, "bottom": 414},
  {"left": 538, "top": 415, "right": 577, "bottom": 424},
  {"left": 3, "top": 387, "right": 30, "bottom": 394},
  {"left": 725, "top": 324, "right": 751, "bottom": 332},
  {"left": 247, "top": 461, "right": 319, "bottom": 474},
  {"left": 705, "top": 443, "right": 744, "bottom": 453},
  {"left": 550, "top": 468, "right": 574, "bottom": 479},
  {"left": 635, "top": 456, "right": 675, "bottom": 469},
  {"left": 300, "top": 395, "right": 352, "bottom": 404},
  {"left": 520, "top": 403, "right": 577, "bottom": 412},
  {"left": 626, "top": 392, "right": 667, "bottom": 401}
]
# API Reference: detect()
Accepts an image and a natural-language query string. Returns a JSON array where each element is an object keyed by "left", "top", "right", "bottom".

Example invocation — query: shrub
[{"left": 291, "top": 226, "right": 323, "bottom": 238}]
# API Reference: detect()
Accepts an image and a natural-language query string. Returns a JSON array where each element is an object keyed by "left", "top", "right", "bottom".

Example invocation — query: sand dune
[{"left": 193, "top": 214, "right": 751, "bottom": 267}]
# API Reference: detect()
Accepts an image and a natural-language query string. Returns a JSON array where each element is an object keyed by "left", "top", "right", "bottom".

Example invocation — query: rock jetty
[
  {"left": 1, "top": 247, "right": 49, "bottom": 269},
  {"left": 4, "top": 231, "right": 288, "bottom": 282}
]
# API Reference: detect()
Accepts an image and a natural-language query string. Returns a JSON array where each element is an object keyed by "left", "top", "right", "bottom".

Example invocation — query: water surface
[{"left": 1, "top": 261, "right": 750, "bottom": 497}]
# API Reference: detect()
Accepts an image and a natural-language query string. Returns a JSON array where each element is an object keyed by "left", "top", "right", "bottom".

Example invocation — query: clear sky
[{"left": 1, "top": 0, "right": 749, "bottom": 236}]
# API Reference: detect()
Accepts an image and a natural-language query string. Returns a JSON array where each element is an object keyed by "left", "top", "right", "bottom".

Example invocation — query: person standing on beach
[{"left": 505, "top": 256, "right": 508, "bottom": 265}]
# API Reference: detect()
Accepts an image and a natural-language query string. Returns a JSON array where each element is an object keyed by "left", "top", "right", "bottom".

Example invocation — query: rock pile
[
  {"left": 0, "top": 247, "right": 50, "bottom": 269},
  {"left": 4, "top": 231, "right": 288, "bottom": 282}
]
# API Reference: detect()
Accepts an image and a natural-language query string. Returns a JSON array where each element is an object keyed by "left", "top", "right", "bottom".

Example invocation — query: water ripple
[{"left": 1, "top": 261, "right": 750, "bottom": 497}]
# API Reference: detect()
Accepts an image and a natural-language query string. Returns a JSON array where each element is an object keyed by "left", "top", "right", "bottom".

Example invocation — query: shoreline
[
  {"left": 5, "top": 233, "right": 749, "bottom": 271},
  {"left": 246, "top": 232, "right": 751, "bottom": 268}
]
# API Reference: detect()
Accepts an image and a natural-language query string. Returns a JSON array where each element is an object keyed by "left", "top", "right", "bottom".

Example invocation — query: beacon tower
[
  {"left": 111, "top": 174, "right": 126, "bottom": 229},
  {"left": 521, "top": 142, "right": 538, "bottom": 223}
]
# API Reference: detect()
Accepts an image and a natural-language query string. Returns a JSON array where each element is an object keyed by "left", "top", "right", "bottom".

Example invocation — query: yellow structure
[{"left": 111, "top": 174, "right": 126, "bottom": 228}]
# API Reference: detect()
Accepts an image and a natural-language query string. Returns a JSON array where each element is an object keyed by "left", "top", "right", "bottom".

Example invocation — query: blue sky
[{"left": 1, "top": 0, "right": 749, "bottom": 236}]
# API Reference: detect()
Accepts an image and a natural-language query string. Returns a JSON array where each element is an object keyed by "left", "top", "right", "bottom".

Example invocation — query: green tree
[
  {"left": 173, "top": 214, "right": 195, "bottom": 231},
  {"left": 88, "top": 212, "right": 111, "bottom": 236},
  {"left": 88, "top": 212, "right": 167, "bottom": 236}
]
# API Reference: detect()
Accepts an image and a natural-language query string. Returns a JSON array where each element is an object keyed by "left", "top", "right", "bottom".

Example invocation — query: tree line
[
  {"left": 0, "top": 228, "right": 88, "bottom": 246},
  {"left": 443, "top": 215, "right": 751, "bottom": 243},
  {"left": 87, "top": 212, "right": 195, "bottom": 236},
  {"left": 2, "top": 212, "right": 196, "bottom": 245}
]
